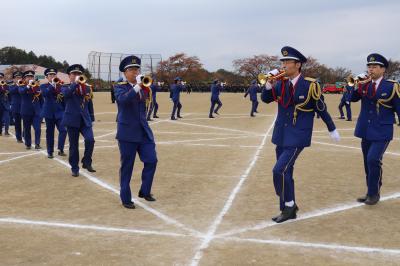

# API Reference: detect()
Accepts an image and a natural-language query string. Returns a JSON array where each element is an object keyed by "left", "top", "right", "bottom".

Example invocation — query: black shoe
[
  {"left": 214, "top": 111, "right": 220, "bottom": 115},
  {"left": 147, "top": 118, "right": 153, "bottom": 121},
  {"left": 255, "top": 111, "right": 259, "bottom": 113},
  {"left": 35, "top": 144, "right": 41, "bottom": 150},
  {"left": 364, "top": 195, "right": 380, "bottom": 205},
  {"left": 346, "top": 119, "right": 352, "bottom": 121},
  {"left": 251, "top": 114, "right": 255, "bottom": 117},
  {"left": 123, "top": 201, "right": 136, "bottom": 209},
  {"left": 5, "top": 131, "right": 10, "bottom": 136},
  {"left": 209, "top": 115, "right": 215, "bottom": 118},
  {"left": 58, "top": 151, "right": 66, "bottom": 156},
  {"left": 339, "top": 117, "right": 345, "bottom": 119},
  {"left": 138, "top": 191, "right": 156, "bottom": 202},
  {"left": 274, "top": 205, "right": 299, "bottom": 223},
  {"left": 26, "top": 146, "right": 31, "bottom": 150},
  {"left": 171, "top": 117, "right": 177, "bottom": 120},
  {"left": 272, "top": 214, "right": 281, "bottom": 222},
  {"left": 17, "top": 140, "right": 23, "bottom": 143},
  {"left": 153, "top": 115, "right": 159, "bottom": 118},
  {"left": 357, "top": 194, "right": 368, "bottom": 203},
  {"left": 72, "top": 172, "right": 79, "bottom": 177},
  {"left": 82, "top": 164, "right": 96, "bottom": 172},
  {"left": 177, "top": 115, "right": 183, "bottom": 118},
  {"left": 48, "top": 154, "right": 54, "bottom": 159}
]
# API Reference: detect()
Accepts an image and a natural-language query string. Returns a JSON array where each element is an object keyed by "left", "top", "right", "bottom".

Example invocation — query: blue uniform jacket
[
  {"left": 114, "top": 82, "right": 155, "bottom": 143},
  {"left": 245, "top": 85, "right": 258, "bottom": 101},
  {"left": 170, "top": 84, "right": 185, "bottom": 102},
  {"left": 61, "top": 83, "right": 95, "bottom": 128},
  {"left": 0, "top": 86, "right": 10, "bottom": 111},
  {"left": 261, "top": 76, "right": 336, "bottom": 147},
  {"left": 19, "top": 85, "right": 42, "bottom": 116},
  {"left": 9, "top": 84, "right": 21, "bottom": 113},
  {"left": 150, "top": 84, "right": 159, "bottom": 101},
  {"left": 341, "top": 85, "right": 353, "bottom": 103},
  {"left": 351, "top": 79, "right": 400, "bottom": 141},
  {"left": 40, "top": 83, "right": 65, "bottom": 120},
  {"left": 210, "top": 84, "right": 222, "bottom": 101}
]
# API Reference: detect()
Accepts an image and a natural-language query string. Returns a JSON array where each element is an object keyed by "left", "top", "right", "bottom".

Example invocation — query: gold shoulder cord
[
  {"left": 293, "top": 78, "right": 323, "bottom": 125},
  {"left": 377, "top": 80, "right": 398, "bottom": 110}
]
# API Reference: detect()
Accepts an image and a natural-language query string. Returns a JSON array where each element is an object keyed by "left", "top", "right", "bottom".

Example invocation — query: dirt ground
[{"left": 0, "top": 91, "right": 400, "bottom": 266}]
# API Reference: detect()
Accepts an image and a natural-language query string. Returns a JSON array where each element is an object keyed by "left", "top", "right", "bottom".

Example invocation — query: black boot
[{"left": 273, "top": 204, "right": 299, "bottom": 223}]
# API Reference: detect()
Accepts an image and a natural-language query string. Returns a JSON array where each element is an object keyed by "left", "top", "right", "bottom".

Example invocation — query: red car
[{"left": 322, "top": 84, "right": 344, "bottom": 94}]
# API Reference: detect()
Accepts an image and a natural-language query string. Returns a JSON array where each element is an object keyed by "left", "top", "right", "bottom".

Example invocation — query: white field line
[
  {"left": 217, "top": 191, "right": 400, "bottom": 238},
  {"left": 0, "top": 217, "right": 189, "bottom": 238},
  {"left": 189, "top": 115, "right": 276, "bottom": 266},
  {"left": 219, "top": 236, "right": 400, "bottom": 256},
  {"left": 40, "top": 151, "right": 201, "bottom": 237}
]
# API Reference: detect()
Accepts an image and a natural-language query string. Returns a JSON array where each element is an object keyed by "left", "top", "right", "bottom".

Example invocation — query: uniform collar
[
  {"left": 372, "top": 76, "right": 383, "bottom": 88},
  {"left": 289, "top": 73, "right": 301, "bottom": 86}
]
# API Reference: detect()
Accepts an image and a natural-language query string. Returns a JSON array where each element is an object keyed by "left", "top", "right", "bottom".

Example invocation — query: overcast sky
[{"left": 1, "top": 0, "right": 399, "bottom": 74}]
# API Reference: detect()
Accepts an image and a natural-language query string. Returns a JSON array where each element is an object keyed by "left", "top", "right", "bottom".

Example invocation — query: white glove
[
  {"left": 329, "top": 129, "right": 341, "bottom": 142},
  {"left": 136, "top": 74, "right": 144, "bottom": 85},
  {"left": 345, "top": 101, "right": 350, "bottom": 105},
  {"left": 357, "top": 72, "right": 368, "bottom": 79},
  {"left": 268, "top": 69, "right": 280, "bottom": 76}
]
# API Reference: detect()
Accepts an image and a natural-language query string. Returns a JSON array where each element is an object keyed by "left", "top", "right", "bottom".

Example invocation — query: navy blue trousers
[
  {"left": 209, "top": 98, "right": 222, "bottom": 116},
  {"left": 361, "top": 139, "right": 390, "bottom": 197},
  {"left": 273, "top": 146, "right": 304, "bottom": 210},
  {"left": 338, "top": 101, "right": 352, "bottom": 120},
  {"left": 171, "top": 100, "right": 182, "bottom": 118},
  {"left": 12, "top": 112, "right": 22, "bottom": 141},
  {"left": 0, "top": 109, "right": 10, "bottom": 134},
  {"left": 251, "top": 100, "right": 259, "bottom": 115},
  {"left": 147, "top": 100, "right": 159, "bottom": 119},
  {"left": 22, "top": 114, "right": 41, "bottom": 147},
  {"left": 66, "top": 119, "right": 95, "bottom": 173},
  {"left": 118, "top": 140, "right": 157, "bottom": 204},
  {"left": 45, "top": 117, "right": 67, "bottom": 155}
]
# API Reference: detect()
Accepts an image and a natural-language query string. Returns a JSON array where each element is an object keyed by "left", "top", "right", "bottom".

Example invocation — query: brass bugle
[
  {"left": 17, "top": 79, "right": 25, "bottom": 86},
  {"left": 28, "top": 80, "right": 40, "bottom": 87},
  {"left": 346, "top": 73, "right": 371, "bottom": 86},
  {"left": 77, "top": 75, "right": 87, "bottom": 84},
  {"left": 346, "top": 75, "right": 356, "bottom": 86},
  {"left": 0, "top": 80, "right": 7, "bottom": 86},
  {"left": 52, "top": 77, "right": 61, "bottom": 84},
  {"left": 258, "top": 70, "right": 286, "bottom": 85},
  {"left": 141, "top": 75, "right": 153, "bottom": 87}
]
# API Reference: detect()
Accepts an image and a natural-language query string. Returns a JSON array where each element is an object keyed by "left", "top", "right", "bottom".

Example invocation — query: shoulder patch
[{"left": 304, "top": 77, "right": 317, "bottom": 82}]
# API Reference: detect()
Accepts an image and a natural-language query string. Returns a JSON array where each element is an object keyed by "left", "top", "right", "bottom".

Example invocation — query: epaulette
[
  {"left": 304, "top": 77, "right": 317, "bottom": 83},
  {"left": 118, "top": 81, "right": 128, "bottom": 85},
  {"left": 387, "top": 79, "right": 399, "bottom": 83}
]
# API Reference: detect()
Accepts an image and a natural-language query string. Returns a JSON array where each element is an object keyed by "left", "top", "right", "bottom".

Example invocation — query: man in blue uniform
[
  {"left": 0, "top": 73, "right": 10, "bottom": 136},
  {"left": 338, "top": 84, "right": 353, "bottom": 121},
  {"left": 244, "top": 80, "right": 259, "bottom": 117},
  {"left": 147, "top": 79, "right": 160, "bottom": 121},
  {"left": 9, "top": 71, "right": 24, "bottom": 143},
  {"left": 114, "top": 55, "right": 157, "bottom": 209},
  {"left": 61, "top": 64, "right": 95, "bottom": 177},
  {"left": 261, "top": 46, "right": 340, "bottom": 223},
  {"left": 40, "top": 68, "right": 67, "bottom": 159},
  {"left": 170, "top": 77, "right": 186, "bottom": 120},
  {"left": 351, "top": 54, "right": 400, "bottom": 205},
  {"left": 19, "top": 70, "right": 42, "bottom": 150},
  {"left": 209, "top": 79, "right": 223, "bottom": 118}
]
